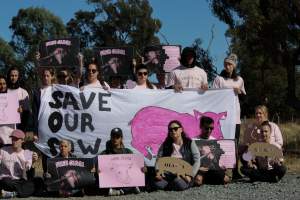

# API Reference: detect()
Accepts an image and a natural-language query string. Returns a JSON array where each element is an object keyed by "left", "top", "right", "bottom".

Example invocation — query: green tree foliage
[
  {"left": 192, "top": 38, "right": 217, "bottom": 82},
  {"left": 9, "top": 7, "right": 68, "bottom": 87},
  {"left": 0, "top": 37, "right": 16, "bottom": 73},
  {"left": 67, "top": 0, "right": 161, "bottom": 53},
  {"left": 208, "top": 0, "right": 300, "bottom": 118}
]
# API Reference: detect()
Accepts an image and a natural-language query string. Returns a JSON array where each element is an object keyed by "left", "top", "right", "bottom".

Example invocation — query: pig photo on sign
[
  {"left": 110, "top": 161, "right": 133, "bottom": 184},
  {"left": 130, "top": 106, "right": 227, "bottom": 157}
]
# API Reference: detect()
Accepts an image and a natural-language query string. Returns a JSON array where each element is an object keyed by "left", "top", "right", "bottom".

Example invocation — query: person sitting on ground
[
  {"left": 240, "top": 121, "right": 286, "bottom": 183},
  {"left": 166, "top": 47, "right": 208, "bottom": 92},
  {"left": 100, "top": 128, "right": 141, "bottom": 196},
  {"left": 194, "top": 116, "right": 231, "bottom": 186},
  {"left": 154, "top": 120, "right": 200, "bottom": 191},
  {"left": 0, "top": 129, "right": 42, "bottom": 198}
]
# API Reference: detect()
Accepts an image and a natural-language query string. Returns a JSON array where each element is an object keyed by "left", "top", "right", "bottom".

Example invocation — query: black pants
[
  {"left": 0, "top": 177, "right": 44, "bottom": 197},
  {"left": 241, "top": 164, "right": 287, "bottom": 182},
  {"left": 199, "top": 170, "right": 226, "bottom": 185}
]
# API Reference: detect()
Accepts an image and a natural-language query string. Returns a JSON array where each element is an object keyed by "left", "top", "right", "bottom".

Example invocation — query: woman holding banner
[
  {"left": 132, "top": 64, "right": 157, "bottom": 89},
  {"left": 154, "top": 120, "right": 200, "bottom": 191},
  {"left": 82, "top": 62, "right": 110, "bottom": 90},
  {"left": 212, "top": 53, "right": 246, "bottom": 179}
]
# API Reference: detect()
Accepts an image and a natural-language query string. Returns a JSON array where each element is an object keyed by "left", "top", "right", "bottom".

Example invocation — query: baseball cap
[
  {"left": 110, "top": 127, "right": 123, "bottom": 138},
  {"left": 10, "top": 129, "right": 25, "bottom": 139}
]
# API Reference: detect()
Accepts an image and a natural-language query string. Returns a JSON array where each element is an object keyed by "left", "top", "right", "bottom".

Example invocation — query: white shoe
[{"left": 0, "top": 190, "right": 17, "bottom": 199}]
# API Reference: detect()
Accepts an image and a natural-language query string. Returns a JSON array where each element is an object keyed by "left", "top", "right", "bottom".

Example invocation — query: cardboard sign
[
  {"left": 46, "top": 158, "right": 95, "bottom": 191},
  {"left": 156, "top": 157, "right": 193, "bottom": 177},
  {"left": 143, "top": 45, "right": 181, "bottom": 73},
  {"left": 96, "top": 47, "right": 134, "bottom": 81},
  {"left": 39, "top": 38, "right": 80, "bottom": 68},
  {"left": 0, "top": 92, "right": 20, "bottom": 125},
  {"left": 248, "top": 142, "right": 283, "bottom": 159},
  {"left": 195, "top": 139, "right": 236, "bottom": 169},
  {"left": 98, "top": 154, "right": 145, "bottom": 188}
]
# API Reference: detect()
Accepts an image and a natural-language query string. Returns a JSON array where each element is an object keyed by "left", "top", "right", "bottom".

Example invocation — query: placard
[
  {"left": 248, "top": 142, "right": 283, "bottom": 159},
  {"left": 156, "top": 157, "right": 193, "bottom": 177},
  {"left": 0, "top": 92, "right": 20, "bottom": 125},
  {"left": 96, "top": 47, "right": 134, "bottom": 81},
  {"left": 39, "top": 38, "right": 80, "bottom": 67},
  {"left": 195, "top": 139, "right": 236, "bottom": 169},
  {"left": 46, "top": 158, "right": 95, "bottom": 191},
  {"left": 98, "top": 154, "right": 145, "bottom": 188}
]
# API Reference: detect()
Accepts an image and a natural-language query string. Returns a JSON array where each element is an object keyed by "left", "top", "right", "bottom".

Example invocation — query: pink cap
[{"left": 10, "top": 129, "right": 25, "bottom": 139}]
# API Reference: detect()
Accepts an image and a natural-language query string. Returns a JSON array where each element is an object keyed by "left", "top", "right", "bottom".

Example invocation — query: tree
[
  {"left": 67, "top": 0, "right": 161, "bottom": 53},
  {"left": 208, "top": 0, "right": 300, "bottom": 118},
  {"left": 9, "top": 7, "right": 68, "bottom": 87},
  {"left": 0, "top": 37, "right": 16, "bottom": 73}
]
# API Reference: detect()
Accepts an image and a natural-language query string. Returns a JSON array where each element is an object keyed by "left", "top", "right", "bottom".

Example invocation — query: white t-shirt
[
  {"left": 0, "top": 146, "right": 33, "bottom": 180},
  {"left": 82, "top": 80, "right": 110, "bottom": 90},
  {"left": 212, "top": 76, "right": 246, "bottom": 124},
  {"left": 132, "top": 84, "right": 157, "bottom": 90},
  {"left": 167, "top": 66, "right": 208, "bottom": 89},
  {"left": 0, "top": 124, "right": 15, "bottom": 145}
]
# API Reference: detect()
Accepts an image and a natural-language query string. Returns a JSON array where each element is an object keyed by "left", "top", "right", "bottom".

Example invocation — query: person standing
[{"left": 167, "top": 47, "right": 208, "bottom": 92}]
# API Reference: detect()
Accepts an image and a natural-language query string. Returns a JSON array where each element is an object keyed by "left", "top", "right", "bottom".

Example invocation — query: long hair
[
  {"left": 135, "top": 64, "right": 154, "bottom": 89},
  {"left": 42, "top": 67, "right": 57, "bottom": 85},
  {"left": 86, "top": 61, "right": 106, "bottom": 87},
  {"left": 6, "top": 66, "right": 21, "bottom": 89},
  {"left": 162, "top": 120, "right": 192, "bottom": 156},
  {"left": 255, "top": 105, "right": 269, "bottom": 120},
  {"left": 220, "top": 69, "right": 238, "bottom": 80},
  {"left": 0, "top": 74, "right": 7, "bottom": 93}
]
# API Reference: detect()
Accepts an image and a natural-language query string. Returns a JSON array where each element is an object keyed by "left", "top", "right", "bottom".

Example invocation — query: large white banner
[{"left": 35, "top": 85, "right": 236, "bottom": 165}]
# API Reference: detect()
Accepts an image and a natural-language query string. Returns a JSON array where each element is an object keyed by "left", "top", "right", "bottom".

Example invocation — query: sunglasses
[
  {"left": 88, "top": 69, "right": 97, "bottom": 74},
  {"left": 137, "top": 72, "right": 148, "bottom": 76},
  {"left": 168, "top": 126, "right": 181, "bottom": 132}
]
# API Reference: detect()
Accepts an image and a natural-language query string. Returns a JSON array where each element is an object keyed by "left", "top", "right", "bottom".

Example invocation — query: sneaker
[
  {"left": 108, "top": 188, "right": 121, "bottom": 196},
  {"left": 134, "top": 187, "right": 140, "bottom": 194},
  {"left": 0, "top": 190, "right": 17, "bottom": 199}
]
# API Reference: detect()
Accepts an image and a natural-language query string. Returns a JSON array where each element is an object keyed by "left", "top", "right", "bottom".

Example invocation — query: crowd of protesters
[{"left": 0, "top": 47, "right": 286, "bottom": 198}]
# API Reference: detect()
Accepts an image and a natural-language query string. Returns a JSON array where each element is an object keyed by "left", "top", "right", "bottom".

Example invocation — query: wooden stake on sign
[{"left": 156, "top": 157, "right": 193, "bottom": 177}]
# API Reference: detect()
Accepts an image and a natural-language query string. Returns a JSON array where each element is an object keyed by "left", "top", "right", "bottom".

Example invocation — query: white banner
[{"left": 35, "top": 85, "right": 236, "bottom": 165}]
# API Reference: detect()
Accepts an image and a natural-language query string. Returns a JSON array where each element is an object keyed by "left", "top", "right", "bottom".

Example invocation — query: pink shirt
[
  {"left": 212, "top": 76, "right": 246, "bottom": 124},
  {"left": 243, "top": 122, "right": 283, "bottom": 149},
  {"left": 0, "top": 146, "right": 32, "bottom": 180}
]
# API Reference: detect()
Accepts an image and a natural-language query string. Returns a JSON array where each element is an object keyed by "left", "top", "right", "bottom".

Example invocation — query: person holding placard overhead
[
  {"left": 0, "top": 129, "right": 42, "bottom": 198},
  {"left": 240, "top": 121, "right": 286, "bottom": 182},
  {"left": 166, "top": 47, "right": 208, "bottom": 92},
  {"left": 154, "top": 120, "right": 200, "bottom": 191},
  {"left": 100, "top": 128, "right": 141, "bottom": 196},
  {"left": 194, "top": 116, "right": 231, "bottom": 186}
]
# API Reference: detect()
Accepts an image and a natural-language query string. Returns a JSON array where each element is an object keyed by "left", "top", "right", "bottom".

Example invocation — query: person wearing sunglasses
[
  {"left": 131, "top": 64, "right": 156, "bottom": 89},
  {"left": 82, "top": 62, "right": 110, "bottom": 90},
  {"left": 194, "top": 116, "right": 231, "bottom": 186},
  {"left": 154, "top": 120, "right": 200, "bottom": 191}
]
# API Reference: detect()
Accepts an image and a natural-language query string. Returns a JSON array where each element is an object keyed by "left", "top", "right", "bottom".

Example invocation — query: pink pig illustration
[{"left": 130, "top": 106, "right": 227, "bottom": 157}]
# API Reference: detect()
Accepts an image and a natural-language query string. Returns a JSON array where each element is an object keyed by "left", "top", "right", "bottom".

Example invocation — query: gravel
[{"left": 15, "top": 173, "right": 300, "bottom": 200}]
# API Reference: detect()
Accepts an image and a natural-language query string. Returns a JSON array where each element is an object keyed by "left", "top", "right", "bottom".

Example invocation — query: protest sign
[
  {"left": 34, "top": 86, "right": 236, "bottom": 167},
  {"left": 248, "top": 142, "right": 283, "bottom": 159},
  {"left": 39, "top": 38, "right": 80, "bottom": 68},
  {"left": 46, "top": 158, "right": 95, "bottom": 191},
  {"left": 156, "top": 157, "right": 193, "bottom": 177},
  {"left": 195, "top": 139, "right": 236, "bottom": 169},
  {"left": 96, "top": 47, "right": 134, "bottom": 81},
  {"left": 0, "top": 92, "right": 20, "bottom": 125},
  {"left": 98, "top": 154, "right": 145, "bottom": 188}
]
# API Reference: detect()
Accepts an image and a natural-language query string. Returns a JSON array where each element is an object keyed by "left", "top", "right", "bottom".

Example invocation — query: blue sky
[{"left": 0, "top": 0, "right": 229, "bottom": 72}]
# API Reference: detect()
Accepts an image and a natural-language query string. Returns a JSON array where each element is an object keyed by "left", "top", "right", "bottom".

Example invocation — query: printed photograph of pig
[{"left": 130, "top": 106, "right": 227, "bottom": 157}]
